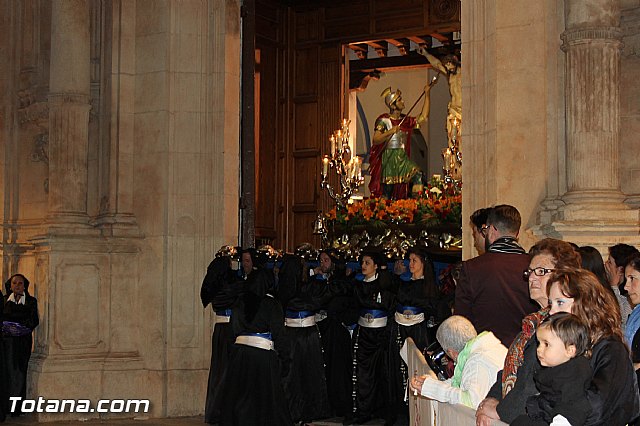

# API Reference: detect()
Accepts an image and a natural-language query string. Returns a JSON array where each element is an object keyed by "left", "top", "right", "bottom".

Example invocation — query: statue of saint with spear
[{"left": 369, "top": 75, "right": 438, "bottom": 199}]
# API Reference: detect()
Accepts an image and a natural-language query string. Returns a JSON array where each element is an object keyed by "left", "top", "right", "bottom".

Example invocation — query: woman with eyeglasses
[{"left": 475, "top": 238, "right": 581, "bottom": 425}]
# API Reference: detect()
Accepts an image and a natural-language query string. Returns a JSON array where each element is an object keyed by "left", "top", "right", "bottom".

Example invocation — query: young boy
[{"left": 512, "top": 312, "right": 592, "bottom": 426}]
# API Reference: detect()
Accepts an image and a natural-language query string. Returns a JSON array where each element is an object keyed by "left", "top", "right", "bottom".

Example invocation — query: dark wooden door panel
[{"left": 252, "top": 0, "right": 460, "bottom": 250}]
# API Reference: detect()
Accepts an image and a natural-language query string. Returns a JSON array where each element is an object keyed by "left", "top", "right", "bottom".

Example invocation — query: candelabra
[
  {"left": 320, "top": 119, "right": 364, "bottom": 207},
  {"left": 442, "top": 116, "right": 462, "bottom": 186}
]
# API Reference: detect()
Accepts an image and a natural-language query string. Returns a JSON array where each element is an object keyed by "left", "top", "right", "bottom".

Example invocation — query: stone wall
[
  {"left": 0, "top": 0, "right": 240, "bottom": 420},
  {"left": 1, "top": 0, "right": 639, "bottom": 421},
  {"left": 462, "top": 0, "right": 640, "bottom": 258}
]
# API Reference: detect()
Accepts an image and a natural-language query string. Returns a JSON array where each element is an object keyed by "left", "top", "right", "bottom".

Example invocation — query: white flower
[{"left": 430, "top": 187, "right": 442, "bottom": 195}]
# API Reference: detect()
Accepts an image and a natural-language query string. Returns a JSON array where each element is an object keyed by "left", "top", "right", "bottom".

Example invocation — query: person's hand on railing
[
  {"left": 409, "top": 374, "right": 426, "bottom": 395},
  {"left": 475, "top": 397, "right": 500, "bottom": 426}
]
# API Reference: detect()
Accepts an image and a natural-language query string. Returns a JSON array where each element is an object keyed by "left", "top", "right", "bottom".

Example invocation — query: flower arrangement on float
[{"left": 326, "top": 176, "right": 462, "bottom": 228}]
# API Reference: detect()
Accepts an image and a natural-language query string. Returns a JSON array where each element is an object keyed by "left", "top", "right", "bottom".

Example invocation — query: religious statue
[
  {"left": 418, "top": 47, "right": 462, "bottom": 179},
  {"left": 369, "top": 81, "right": 434, "bottom": 200}
]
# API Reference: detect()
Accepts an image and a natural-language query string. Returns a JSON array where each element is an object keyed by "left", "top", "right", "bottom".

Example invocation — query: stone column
[
  {"left": 534, "top": 0, "right": 639, "bottom": 251},
  {"left": 562, "top": 0, "right": 624, "bottom": 207},
  {"left": 48, "top": 0, "right": 91, "bottom": 226},
  {"left": 561, "top": 0, "right": 628, "bottom": 215}
]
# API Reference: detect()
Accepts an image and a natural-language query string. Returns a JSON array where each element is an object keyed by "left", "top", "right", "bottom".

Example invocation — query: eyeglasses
[
  {"left": 523, "top": 267, "right": 555, "bottom": 280},
  {"left": 480, "top": 225, "right": 490, "bottom": 236}
]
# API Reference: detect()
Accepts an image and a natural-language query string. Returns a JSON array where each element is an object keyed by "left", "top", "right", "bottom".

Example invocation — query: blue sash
[
  {"left": 285, "top": 310, "right": 315, "bottom": 319},
  {"left": 359, "top": 309, "right": 387, "bottom": 318},
  {"left": 396, "top": 305, "right": 423, "bottom": 315}
]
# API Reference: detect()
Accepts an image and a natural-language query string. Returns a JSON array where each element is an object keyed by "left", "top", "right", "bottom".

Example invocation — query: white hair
[{"left": 436, "top": 315, "right": 477, "bottom": 353}]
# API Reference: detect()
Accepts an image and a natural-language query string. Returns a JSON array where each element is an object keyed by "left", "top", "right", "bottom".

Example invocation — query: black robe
[
  {"left": 351, "top": 270, "right": 397, "bottom": 423},
  {"left": 313, "top": 271, "right": 357, "bottom": 417},
  {"left": 388, "top": 273, "right": 442, "bottom": 423},
  {"left": 511, "top": 356, "right": 592, "bottom": 426},
  {"left": 217, "top": 269, "right": 292, "bottom": 426},
  {"left": 277, "top": 255, "right": 330, "bottom": 423},
  {"left": 1, "top": 291, "right": 38, "bottom": 416},
  {"left": 200, "top": 256, "right": 242, "bottom": 424}
]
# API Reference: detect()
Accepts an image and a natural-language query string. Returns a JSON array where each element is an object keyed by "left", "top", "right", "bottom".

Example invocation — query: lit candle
[
  {"left": 355, "top": 157, "right": 362, "bottom": 179},
  {"left": 442, "top": 148, "right": 452, "bottom": 171},
  {"left": 322, "top": 156, "right": 329, "bottom": 177},
  {"left": 330, "top": 135, "right": 336, "bottom": 156}
]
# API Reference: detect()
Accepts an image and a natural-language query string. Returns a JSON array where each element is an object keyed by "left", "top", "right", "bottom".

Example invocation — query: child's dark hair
[{"left": 539, "top": 312, "right": 590, "bottom": 357}]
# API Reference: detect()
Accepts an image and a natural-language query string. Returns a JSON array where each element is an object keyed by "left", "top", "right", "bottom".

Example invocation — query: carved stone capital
[
  {"left": 17, "top": 97, "right": 49, "bottom": 130},
  {"left": 48, "top": 92, "right": 91, "bottom": 106},
  {"left": 561, "top": 27, "right": 623, "bottom": 52}
]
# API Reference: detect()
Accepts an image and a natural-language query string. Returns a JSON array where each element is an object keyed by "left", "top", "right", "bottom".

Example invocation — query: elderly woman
[
  {"left": 476, "top": 238, "right": 581, "bottom": 425},
  {"left": 2, "top": 274, "right": 39, "bottom": 416},
  {"left": 409, "top": 315, "right": 507, "bottom": 409}
]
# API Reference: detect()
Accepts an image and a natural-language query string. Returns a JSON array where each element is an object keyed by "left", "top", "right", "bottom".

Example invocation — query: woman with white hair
[{"left": 410, "top": 315, "right": 507, "bottom": 409}]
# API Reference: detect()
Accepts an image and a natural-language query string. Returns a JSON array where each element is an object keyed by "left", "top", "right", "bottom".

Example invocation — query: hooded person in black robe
[
  {"left": 201, "top": 250, "right": 244, "bottom": 424},
  {"left": 216, "top": 267, "right": 292, "bottom": 425},
  {"left": 311, "top": 249, "right": 357, "bottom": 418},
  {"left": 277, "top": 253, "right": 331, "bottom": 424}
]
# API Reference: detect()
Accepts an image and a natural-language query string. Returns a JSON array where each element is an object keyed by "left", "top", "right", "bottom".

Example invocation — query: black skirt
[
  {"left": 219, "top": 344, "right": 292, "bottom": 426},
  {"left": 204, "top": 322, "right": 234, "bottom": 424},
  {"left": 388, "top": 319, "right": 431, "bottom": 423},
  {"left": 352, "top": 325, "right": 392, "bottom": 420},
  {"left": 282, "top": 325, "right": 330, "bottom": 422},
  {"left": 1, "top": 334, "right": 32, "bottom": 412},
  {"left": 318, "top": 317, "right": 353, "bottom": 416}
]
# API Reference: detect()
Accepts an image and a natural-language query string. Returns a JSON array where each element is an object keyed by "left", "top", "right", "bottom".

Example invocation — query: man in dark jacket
[{"left": 454, "top": 205, "right": 537, "bottom": 347}]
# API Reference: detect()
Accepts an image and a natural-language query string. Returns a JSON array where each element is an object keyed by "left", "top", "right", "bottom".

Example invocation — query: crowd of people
[
  {"left": 201, "top": 244, "right": 448, "bottom": 425},
  {"left": 202, "top": 204, "right": 640, "bottom": 426}
]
